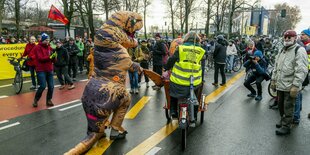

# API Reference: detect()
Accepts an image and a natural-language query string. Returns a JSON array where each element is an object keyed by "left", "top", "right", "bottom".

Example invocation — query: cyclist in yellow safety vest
[{"left": 164, "top": 31, "right": 205, "bottom": 119}]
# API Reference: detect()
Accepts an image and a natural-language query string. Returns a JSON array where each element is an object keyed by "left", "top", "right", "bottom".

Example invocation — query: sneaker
[
  {"left": 212, "top": 83, "right": 218, "bottom": 86},
  {"left": 68, "top": 85, "right": 75, "bottom": 90},
  {"left": 30, "top": 85, "right": 36, "bottom": 90},
  {"left": 134, "top": 88, "right": 139, "bottom": 94},
  {"left": 220, "top": 83, "right": 226, "bottom": 86},
  {"left": 170, "top": 110, "right": 178, "bottom": 119},
  {"left": 247, "top": 93, "right": 256, "bottom": 97},
  {"left": 46, "top": 100, "right": 54, "bottom": 107},
  {"left": 72, "top": 78, "right": 77, "bottom": 81},
  {"left": 293, "top": 119, "right": 300, "bottom": 125},
  {"left": 255, "top": 95, "right": 262, "bottom": 101},
  {"left": 130, "top": 89, "right": 134, "bottom": 94},
  {"left": 32, "top": 100, "right": 38, "bottom": 107},
  {"left": 59, "top": 85, "right": 65, "bottom": 90},
  {"left": 275, "top": 127, "right": 290, "bottom": 136},
  {"left": 110, "top": 128, "right": 128, "bottom": 140},
  {"left": 146, "top": 82, "right": 149, "bottom": 88}
]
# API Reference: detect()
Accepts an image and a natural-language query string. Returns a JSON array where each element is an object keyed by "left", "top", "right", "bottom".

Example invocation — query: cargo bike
[{"left": 144, "top": 69, "right": 208, "bottom": 150}]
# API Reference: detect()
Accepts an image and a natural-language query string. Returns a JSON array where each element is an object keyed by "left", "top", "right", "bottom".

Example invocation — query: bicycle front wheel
[
  {"left": 14, "top": 71, "right": 23, "bottom": 94},
  {"left": 233, "top": 58, "right": 242, "bottom": 72},
  {"left": 181, "top": 128, "right": 187, "bottom": 151}
]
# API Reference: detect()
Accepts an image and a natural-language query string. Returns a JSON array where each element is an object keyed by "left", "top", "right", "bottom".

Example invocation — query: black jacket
[
  {"left": 64, "top": 43, "right": 79, "bottom": 57},
  {"left": 213, "top": 40, "right": 227, "bottom": 64},
  {"left": 152, "top": 40, "right": 166, "bottom": 65},
  {"left": 54, "top": 46, "right": 69, "bottom": 67}
]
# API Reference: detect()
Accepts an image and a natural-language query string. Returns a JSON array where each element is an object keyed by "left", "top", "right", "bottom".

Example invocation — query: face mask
[{"left": 283, "top": 40, "right": 294, "bottom": 47}]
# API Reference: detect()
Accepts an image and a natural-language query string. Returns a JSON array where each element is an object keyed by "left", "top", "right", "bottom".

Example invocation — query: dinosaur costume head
[{"left": 95, "top": 11, "right": 143, "bottom": 49}]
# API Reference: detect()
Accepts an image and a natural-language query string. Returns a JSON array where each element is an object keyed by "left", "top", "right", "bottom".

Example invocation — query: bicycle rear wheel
[{"left": 14, "top": 71, "right": 23, "bottom": 94}]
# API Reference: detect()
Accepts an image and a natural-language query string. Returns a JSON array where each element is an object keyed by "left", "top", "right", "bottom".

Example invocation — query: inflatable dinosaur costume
[{"left": 64, "top": 11, "right": 143, "bottom": 155}]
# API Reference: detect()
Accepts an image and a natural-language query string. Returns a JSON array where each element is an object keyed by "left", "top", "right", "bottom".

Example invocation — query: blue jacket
[{"left": 243, "top": 58, "right": 268, "bottom": 75}]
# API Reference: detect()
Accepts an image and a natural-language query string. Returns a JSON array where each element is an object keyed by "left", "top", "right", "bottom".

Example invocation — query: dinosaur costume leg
[{"left": 110, "top": 92, "right": 131, "bottom": 132}]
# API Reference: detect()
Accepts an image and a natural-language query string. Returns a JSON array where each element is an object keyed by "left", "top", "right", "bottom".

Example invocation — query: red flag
[{"left": 48, "top": 5, "right": 69, "bottom": 25}]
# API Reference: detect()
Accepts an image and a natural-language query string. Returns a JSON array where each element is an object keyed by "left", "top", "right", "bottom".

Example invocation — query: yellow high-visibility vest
[{"left": 170, "top": 45, "right": 205, "bottom": 86}]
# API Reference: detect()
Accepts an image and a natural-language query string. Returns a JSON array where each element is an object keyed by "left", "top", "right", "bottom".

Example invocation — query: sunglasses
[{"left": 284, "top": 36, "right": 294, "bottom": 39}]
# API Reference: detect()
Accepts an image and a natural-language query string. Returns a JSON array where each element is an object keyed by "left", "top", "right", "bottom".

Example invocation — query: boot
[
  {"left": 110, "top": 128, "right": 128, "bottom": 140},
  {"left": 32, "top": 99, "right": 38, "bottom": 108},
  {"left": 275, "top": 126, "right": 290, "bottom": 135},
  {"left": 255, "top": 95, "right": 262, "bottom": 101},
  {"left": 46, "top": 100, "right": 54, "bottom": 107},
  {"left": 247, "top": 93, "right": 256, "bottom": 98}
]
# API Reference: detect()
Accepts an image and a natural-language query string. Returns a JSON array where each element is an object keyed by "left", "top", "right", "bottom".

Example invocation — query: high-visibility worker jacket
[{"left": 170, "top": 45, "right": 205, "bottom": 86}]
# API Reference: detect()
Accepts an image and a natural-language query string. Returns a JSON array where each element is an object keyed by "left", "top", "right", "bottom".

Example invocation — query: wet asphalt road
[{"left": 0, "top": 69, "right": 309, "bottom": 155}]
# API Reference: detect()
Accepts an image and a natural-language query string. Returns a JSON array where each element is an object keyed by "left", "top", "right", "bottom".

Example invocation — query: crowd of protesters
[{"left": 15, "top": 33, "right": 94, "bottom": 107}]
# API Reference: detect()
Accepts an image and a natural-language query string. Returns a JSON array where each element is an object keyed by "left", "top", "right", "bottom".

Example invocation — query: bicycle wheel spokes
[{"left": 14, "top": 71, "right": 23, "bottom": 94}]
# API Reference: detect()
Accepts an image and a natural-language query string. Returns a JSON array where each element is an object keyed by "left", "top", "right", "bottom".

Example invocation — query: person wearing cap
[
  {"left": 64, "top": 37, "right": 79, "bottom": 81},
  {"left": 212, "top": 35, "right": 227, "bottom": 86},
  {"left": 243, "top": 50, "right": 268, "bottom": 101},
  {"left": 226, "top": 40, "right": 238, "bottom": 73},
  {"left": 165, "top": 31, "right": 205, "bottom": 121},
  {"left": 270, "top": 30, "right": 308, "bottom": 135},
  {"left": 32, "top": 33, "right": 55, "bottom": 107},
  {"left": 152, "top": 33, "right": 166, "bottom": 90},
  {"left": 22, "top": 36, "right": 37, "bottom": 90},
  {"left": 54, "top": 40, "right": 75, "bottom": 90},
  {"left": 299, "top": 29, "right": 310, "bottom": 119}
]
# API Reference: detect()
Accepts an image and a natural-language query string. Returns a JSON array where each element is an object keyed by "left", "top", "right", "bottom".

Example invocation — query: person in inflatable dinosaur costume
[{"left": 64, "top": 11, "right": 143, "bottom": 155}]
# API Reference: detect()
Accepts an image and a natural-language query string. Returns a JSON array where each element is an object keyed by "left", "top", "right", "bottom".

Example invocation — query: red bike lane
[{"left": 0, "top": 81, "right": 87, "bottom": 121}]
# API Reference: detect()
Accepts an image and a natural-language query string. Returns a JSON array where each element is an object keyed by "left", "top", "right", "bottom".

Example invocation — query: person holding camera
[{"left": 243, "top": 50, "right": 268, "bottom": 101}]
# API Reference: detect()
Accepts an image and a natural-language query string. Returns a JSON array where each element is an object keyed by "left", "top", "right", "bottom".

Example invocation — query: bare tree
[
  {"left": 184, "top": 0, "right": 196, "bottom": 33},
  {"left": 0, "top": 0, "right": 5, "bottom": 35},
  {"left": 166, "top": 0, "right": 178, "bottom": 38},
  {"left": 61, "top": 0, "right": 75, "bottom": 36},
  {"left": 272, "top": 3, "right": 301, "bottom": 36},
  {"left": 142, "top": 0, "right": 151, "bottom": 39}
]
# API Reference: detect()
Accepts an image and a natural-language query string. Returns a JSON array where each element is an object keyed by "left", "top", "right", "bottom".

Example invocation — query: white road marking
[
  {"left": 145, "top": 147, "right": 162, "bottom": 155},
  {"left": 0, "top": 96, "right": 8, "bottom": 99},
  {"left": 0, "top": 120, "right": 9, "bottom": 124},
  {"left": 0, "top": 122, "right": 20, "bottom": 131},
  {"left": 0, "top": 80, "right": 31, "bottom": 88},
  {"left": 80, "top": 79, "right": 88, "bottom": 82},
  {"left": 59, "top": 103, "right": 82, "bottom": 111},
  {"left": 48, "top": 99, "right": 81, "bottom": 110}
]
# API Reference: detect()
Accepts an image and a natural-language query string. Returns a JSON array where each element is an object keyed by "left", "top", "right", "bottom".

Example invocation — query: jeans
[
  {"left": 294, "top": 93, "right": 302, "bottom": 122},
  {"left": 226, "top": 55, "right": 234, "bottom": 71},
  {"left": 55, "top": 66, "right": 73, "bottom": 85},
  {"left": 139, "top": 60, "right": 149, "bottom": 83},
  {"left": 244, "top": 75, "right": 264, "bottom": 96},
  {"left": 35, "top": 71, "right": 54, "bottom": 101},
  {"left": 128, "top": 71, "right": 138, "bottom": 89},
  {"left": 29, "top": 66, "right": 37, "bottom": 86},
  {"left": 214, "top": 63, "right": 226, "bottom": 84}
]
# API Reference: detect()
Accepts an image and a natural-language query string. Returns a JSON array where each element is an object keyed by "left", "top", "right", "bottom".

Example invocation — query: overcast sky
[{"left": 36, "top": 0, "right": 309, "bottom": 33}]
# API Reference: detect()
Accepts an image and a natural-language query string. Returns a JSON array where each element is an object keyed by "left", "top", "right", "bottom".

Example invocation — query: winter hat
[
  {"left": 41, "top": 33, "right": 49, "bottom": 42},
  {"left": 216, "top": 35, "right": 224, "bottom": 41},
  {"left": 301, "top": 29, "right": 310, "bottom": 37},
  {"left": 155, "top": 33, "right": 161, "bottom": 38},
  {"left": 254, "top": 50, "right": 263, "bottom": 58}
]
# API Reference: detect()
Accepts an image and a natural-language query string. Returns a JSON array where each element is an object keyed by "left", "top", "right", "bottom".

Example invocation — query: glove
[
  {"left": 50, "top": 52, "right": 57, "bottom": 59},
  {"left": 289, "top": 86, "right": 299, "bottom": 98},
  {"left": 270, "top": 80, "right": 276, "bottom": 90}
]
